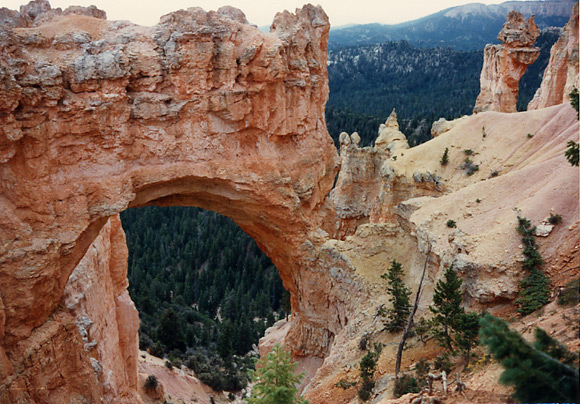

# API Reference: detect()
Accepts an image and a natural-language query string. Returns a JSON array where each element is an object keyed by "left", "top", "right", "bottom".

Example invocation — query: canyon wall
[
  {"left": 528, "top": 2, "right": 579, "bottom": 110},
  {"left": 0, "top": 1, "right": 579, "bottom": 403},
  {"left": 474, "top": 11, "right": 540, "bottom": 113}
]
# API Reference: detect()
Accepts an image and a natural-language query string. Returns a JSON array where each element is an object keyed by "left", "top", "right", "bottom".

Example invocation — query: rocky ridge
[{"left": 0, "top": 1, "right": 578, "bottom": 404}]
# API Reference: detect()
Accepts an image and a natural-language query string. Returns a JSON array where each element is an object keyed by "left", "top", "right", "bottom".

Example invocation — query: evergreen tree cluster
[
  {"left": 515, "top": 216, "right": 550, "bottom": 316},
  {"left": 120, "top": 206, "right": 287, "bottom": 390}
]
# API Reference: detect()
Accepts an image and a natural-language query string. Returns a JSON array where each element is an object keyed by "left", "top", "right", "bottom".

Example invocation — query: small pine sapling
[
  {"left": 429, "top": 265, "right": 464, "bottom": 352},
  {"left": 440, "top": 147, "right": 449, "bottom": 166},
  {"left": 381, "top": 260, "right": 412, "bottom": 332}
]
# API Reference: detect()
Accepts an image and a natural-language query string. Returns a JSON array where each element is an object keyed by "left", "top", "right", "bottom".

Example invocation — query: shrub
[
  {"left": 440, "top": 147, "right": 449, "bottom": 166},
  {"left": 463, "top": 149, "right": 473, "bottom": 155},
  {"left": 490, "top": 170, "right": 499, "bottom": 177},
  {"left": 433, "top": 352, "right": 452, "bottom": 374},
  {"left": 165, "top": 360, "right": 173, "bottom": 370},
  {"left": 548, "top": 213, "right": 562, "bottom": 225},
  {"left": 570, "top": 88, "right": 579, "bottom": 119},
  {"left": 461, "top": 157, "right": 479, "bottom": 176},
  {"left": 394, "top": 374, "right": 420, "bottom": 398},
  {"left": 414, "top": 317, "right": 430, "bottom": 345},
  {"left": 144, "top": 374, "right": 159, "bottom": 391},
  {"left": 566, "top": 141, "right": 579, "bottom": 166},
  {"left": 527, "top": 133, "right": 534, "bottom": 138},
  {"left": 149, "top": 343, "right": 164, "bottom": 358},
  {"left": 558, "top": 278, "right": 579, "bottom": 306},
  {"left": 446, "top": 219, "right": 457, "bottom": 228}
]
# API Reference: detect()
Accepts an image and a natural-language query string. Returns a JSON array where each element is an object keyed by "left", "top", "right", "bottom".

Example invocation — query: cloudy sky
[{"left": 2, "top": 0, "right": 509, "bottom": 27}]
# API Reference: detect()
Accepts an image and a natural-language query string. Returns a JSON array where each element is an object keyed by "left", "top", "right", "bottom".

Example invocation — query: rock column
[{"left": 474, "top": 11, "right": 540, "bottom": 113}]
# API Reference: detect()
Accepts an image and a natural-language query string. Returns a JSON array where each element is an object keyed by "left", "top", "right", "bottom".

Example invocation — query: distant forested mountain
[
  {"left": 325, "top": 29, "right": 560, "bottom": 147},
  {"left": 329, "top": 0, "right": 574, "bottom": 50}
]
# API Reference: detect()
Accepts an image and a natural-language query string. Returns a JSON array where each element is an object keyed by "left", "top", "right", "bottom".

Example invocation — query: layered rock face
[
  {"left": 0, "top": 2, "right": 339, "bottom": 402},
  {"left": 474, "top": 11, "right": 540, "bottom": 113},
  {"left": 528, "top": 2, "right": 579, "bottom": 110}
]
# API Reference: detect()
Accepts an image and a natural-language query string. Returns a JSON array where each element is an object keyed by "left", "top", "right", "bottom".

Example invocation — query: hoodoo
[{"left": 474, "top": 11, "right": 540, "bottom": 113}]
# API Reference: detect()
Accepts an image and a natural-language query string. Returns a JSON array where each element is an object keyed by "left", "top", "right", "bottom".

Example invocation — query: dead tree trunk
[{"left": 395, "top": 241, "right": 431, "bottom": 376}]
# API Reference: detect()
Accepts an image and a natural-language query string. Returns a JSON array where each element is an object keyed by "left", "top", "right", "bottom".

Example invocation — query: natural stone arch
[{"left": 0, "top": 5, "right": 344, "bottom": 402}]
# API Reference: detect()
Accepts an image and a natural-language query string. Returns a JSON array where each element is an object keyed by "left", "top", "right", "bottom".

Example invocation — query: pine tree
[
  {"left": 381, "top": 260, "right": 412, "bottom": 332},
  {"left": 429, "top": 265, "right": 464, "bottom": 351},
  {"left": 440, "top": 147, "right": 449, "bottom": 166},
  {"left": 454, "top": 311, "right": 481, "bottom": 366},
  {"left": 479, "top": 314, "right": 579, "bottom": 403},
  {"left": 515, "top": 217, "right": 550, "bottom": 315},
  {"left": 246, "top": 344, "right": 309, "bottom": 404},
  {"left": 157, "top": 308, "right": 186, "bottom": 352}
]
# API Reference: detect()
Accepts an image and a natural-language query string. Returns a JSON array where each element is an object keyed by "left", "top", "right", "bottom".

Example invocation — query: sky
[{"left": 2, "top": 0, "right": 510, "bottom": 27}]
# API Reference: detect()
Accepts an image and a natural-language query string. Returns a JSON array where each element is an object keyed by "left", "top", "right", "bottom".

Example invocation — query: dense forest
[
  {"left": 325, "top": 30, "right": 560, "bottom": 147},
  {"left": 121, "top": 207, "right": 288, "bottom": 391}
]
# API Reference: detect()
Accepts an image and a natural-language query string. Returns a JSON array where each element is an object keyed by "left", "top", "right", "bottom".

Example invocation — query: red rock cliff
[{"left": 528, "top": 2, "right": 579, "bottom": 110}]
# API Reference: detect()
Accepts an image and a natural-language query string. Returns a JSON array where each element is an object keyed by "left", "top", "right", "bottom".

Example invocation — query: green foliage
[
  {"left": 429, "top": 265, "right": 464, "bottom": 351},
  {"left": 381, "top": 260, "right": 412, "bottom": 332},
  {"left": 516, "top": 269, "right": 551, "bottom": 316},
  {"left": 463, "top": 149, "right": 473, "bottom": 155},
  {"left": 547, "top": 213, "right": 562, "bottom": 225},
  {"left": 533, "top": 328, "right": 579, "bottom": 367},
  {"left": 144, "top": 375, "right": 159, "bottom": 391},
  {"left": 121, "top": 206, "right": 286, "bottom": 363},
  {"left": 570, "top": 87, "right": 579, "bottom": 119},
  {"left": 246, "top": 344, "right": 308, "bottom": 404},
  {"left": 455, "top": 312, "right": 481, "bottom": 365},
  {"left": 440, "top": 147, "right": 449, "bottom": 166},
  {"left": 461, "top": 157, "right": 479, "bottom": 176},
  {"left": 446, "top": 219, "right": 456, "bottom": 228},
  {"left": 565, "top": 141, "right": 579, "bottom": 167},
  {"left": 479, "top": 314, "right": 579, "bottom": 403},
  {"left": 393, "top": 374, "right": 420, "bottom": 398},
  {"left": 433, "top": 352, "right": 452, "bottom": 374},
  {"left": 414, "top": 317, "right": 430, "bottom": 345},
  {"left": 357, "top": 344, "right": 381, "bottom": 401},
  {"left": 527, "top": 133, "right": 534, "bottom": 138},
  {"left": 515, "top": 217, "right": 550, "bottom": 316},
  {"left": 558, "top": 278, "right": 579, "bottom": 306},
  {"left": 185, "top": 347, "right": 251, "bottom": 391},
  {"left": 415, "top": 357, "right": 430, "bottom": 387},
  {"left": 157, "top": 308, "right": 186, "bottom": 353}
]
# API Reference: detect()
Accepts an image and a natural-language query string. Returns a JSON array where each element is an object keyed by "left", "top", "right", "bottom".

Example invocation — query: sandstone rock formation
[
  {"left": 0, "top": 1, "right": 579, "bottom": 404},
  {"left": 528, "top": 2, "right": 579, "bottom": 110},
  {"left": 473, "top": 11, "right": 540, "bottom": 113},
  {"left": 0, "top": 2, "right": 338, "bottom": 402}
]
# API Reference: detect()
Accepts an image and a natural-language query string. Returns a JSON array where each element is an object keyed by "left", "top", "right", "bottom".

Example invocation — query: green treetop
[
  {"left": 429, "top": 264, "right": 464, "bottom": 351},
  {"left": 246, "top": 344, "right": 309, "bottom": 404},
  {"left": 381, "top": 260, "right": 412, "bottom": 332}
]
